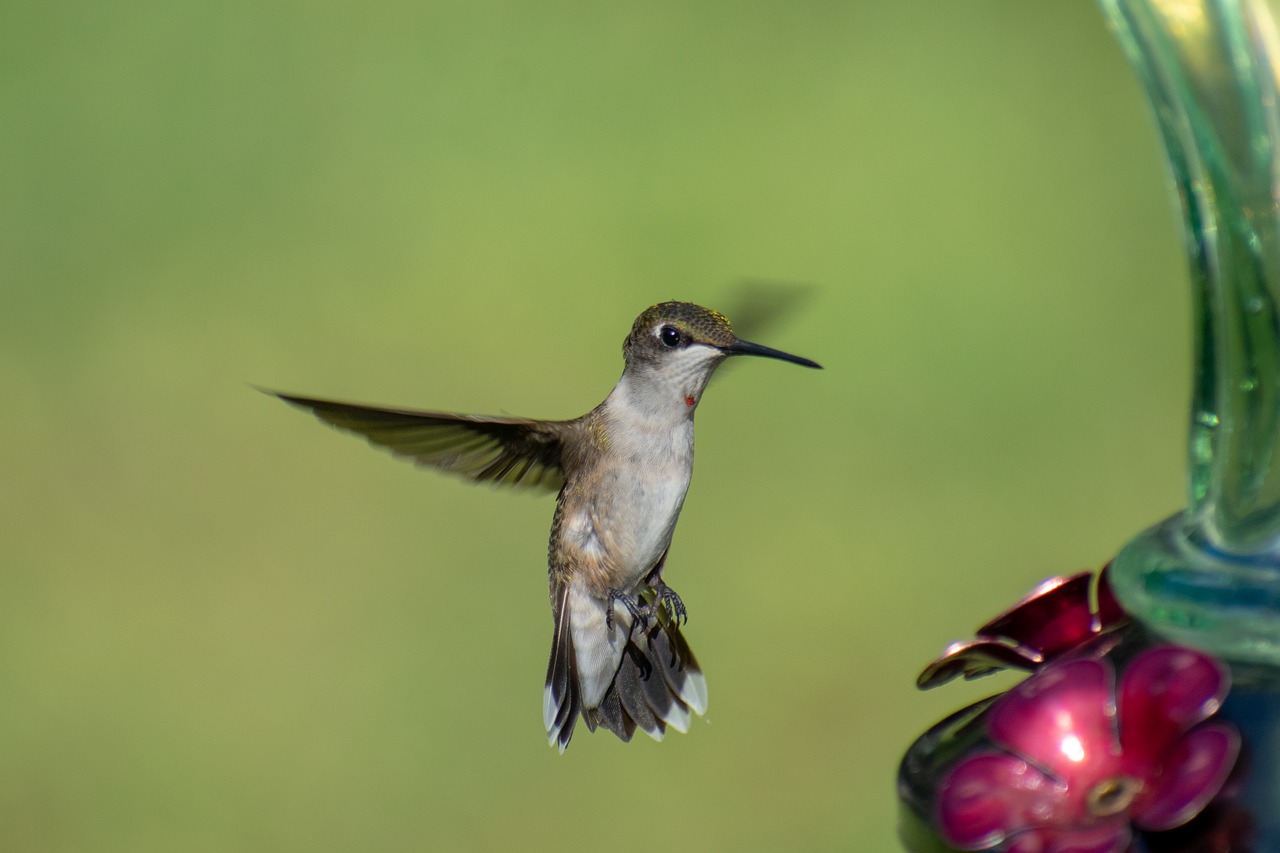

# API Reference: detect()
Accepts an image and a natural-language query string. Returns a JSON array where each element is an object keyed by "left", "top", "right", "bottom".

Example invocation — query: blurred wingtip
[{"left": 720, "top": 278, "right": 820, "bottom": 340}]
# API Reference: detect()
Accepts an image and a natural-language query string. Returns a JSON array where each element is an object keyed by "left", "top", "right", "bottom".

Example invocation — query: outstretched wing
[{"left": 270, "top": 391, "right": 568, "bottom": 492}]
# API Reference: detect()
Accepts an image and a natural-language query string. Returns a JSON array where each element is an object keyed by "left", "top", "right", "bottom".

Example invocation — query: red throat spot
[{"left": 685, "top": 395, "right": 696, "bottom": 407}]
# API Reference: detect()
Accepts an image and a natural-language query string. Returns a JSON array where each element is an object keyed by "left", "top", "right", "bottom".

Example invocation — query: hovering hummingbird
[{"left": 270, "top": 301, "right": 821, "bottom": 751}]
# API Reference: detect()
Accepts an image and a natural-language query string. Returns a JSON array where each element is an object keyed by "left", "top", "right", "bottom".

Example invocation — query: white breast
[{"left": 583, "top": 378, "right": 697, "bottom": 588}]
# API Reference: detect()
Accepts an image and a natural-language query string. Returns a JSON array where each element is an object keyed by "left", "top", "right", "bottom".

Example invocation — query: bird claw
[
  {"left": 651, "top": 579, "right": 687, "bottom": 626},
  {"left": 606, "top": 579, "right": 687, "bottom": 636},
  {"left": 606, "top": 589, "right": 649, "bottom": 634}
]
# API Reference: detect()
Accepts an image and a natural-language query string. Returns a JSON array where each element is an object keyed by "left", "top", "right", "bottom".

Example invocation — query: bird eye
[{"left": 658, "top": 326, "right": 683, "bottom": 348}]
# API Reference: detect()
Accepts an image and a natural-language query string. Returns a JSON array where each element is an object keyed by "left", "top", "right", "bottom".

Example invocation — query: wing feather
[{"left": 270, "top": 391, "right": 569, "bottom": 493}]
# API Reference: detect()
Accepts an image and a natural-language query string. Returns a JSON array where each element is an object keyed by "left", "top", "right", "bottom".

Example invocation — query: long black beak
[{"left": 724, "top": 338, "right": 822, "bottom": 369}]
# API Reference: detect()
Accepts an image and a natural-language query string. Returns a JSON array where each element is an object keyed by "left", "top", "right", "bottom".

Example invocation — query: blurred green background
[{"left": 2, "top": 1, "right": 1189, "bottom": 850}]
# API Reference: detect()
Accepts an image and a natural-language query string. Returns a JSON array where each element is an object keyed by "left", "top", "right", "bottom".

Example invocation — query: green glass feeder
[{"left": 899, "top": 1, "right": 1280, "bottom": 849}]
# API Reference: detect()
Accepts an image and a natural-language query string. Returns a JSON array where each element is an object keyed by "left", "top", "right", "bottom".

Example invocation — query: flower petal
[
  {"left": 978, "top": 573, "right": 1096, "bottom": 657},
  {"left": 1132, "top": 722, "right": 1240, "bottom": 831},
  {"left": 916, "top": 639, "right": 1043, "bottom": 689},
  {"left": 989, "top": 657, "right": 1119, "bottom": 784},
  {"left": 937, "top": 752, "right": 1063, "bottom": 850},
  {"left": 1118, "top": 646, "right": 1230, "bottom": 770}
]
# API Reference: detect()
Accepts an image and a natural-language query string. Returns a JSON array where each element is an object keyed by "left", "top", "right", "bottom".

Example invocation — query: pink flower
[
  {"left": 936, "top": 646, "right": 1239, "bottom": 853},
  {"left": 918, "top": 567, "right": 1126, "bottom": 690}
]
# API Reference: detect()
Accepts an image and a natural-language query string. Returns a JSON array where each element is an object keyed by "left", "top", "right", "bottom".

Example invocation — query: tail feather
[
  {"left": 613, "top": 645, "right": 666, "bottom": 741},
  {"left": 586, "top": 686, "right": 636, "bottom": 741},
  {"left": 638, "top": 639, "right": 692, "bottom": 734},
  {"left": 652, "top": 618, "right": 708, "bottom": 716},
  {"left": 543, "top": 584, "right": 581, "bottom": 753},
  {"left": 544, "top": 581, "right": 707, "bottom": 751}
]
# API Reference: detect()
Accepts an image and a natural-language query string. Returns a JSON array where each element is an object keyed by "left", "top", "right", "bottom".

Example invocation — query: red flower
[
  {"left": 936, "top": 646, "right": 1238, "bottom": 852},
  {"left": 918, "top": 567, "right": 1125, "bottom": 690}
]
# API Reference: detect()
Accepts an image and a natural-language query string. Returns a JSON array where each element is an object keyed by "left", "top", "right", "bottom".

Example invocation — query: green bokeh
[{"left": 2, "top": 2, "right": 1188, "bottom": 850}]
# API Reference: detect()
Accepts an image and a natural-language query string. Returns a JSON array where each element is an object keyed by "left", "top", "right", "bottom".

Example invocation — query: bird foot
[
  {"left": 651, "top": 579, "right": 687, "bottom": 626},
  {"left": 606, "top": 589, "right": 649, "bottom": 634}
]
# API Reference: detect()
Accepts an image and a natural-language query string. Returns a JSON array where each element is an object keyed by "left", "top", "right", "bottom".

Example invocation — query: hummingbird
[{"left": 269, "top": 301, "right": 821, "bottom": 751}]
